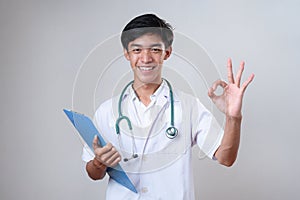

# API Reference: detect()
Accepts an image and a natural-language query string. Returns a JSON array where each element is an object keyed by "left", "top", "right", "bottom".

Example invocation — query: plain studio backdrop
[{"left": 0, "top": 0, "right": 299, "bottom": 199}]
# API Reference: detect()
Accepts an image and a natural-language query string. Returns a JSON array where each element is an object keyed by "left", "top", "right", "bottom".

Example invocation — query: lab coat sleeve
[
  {"left": 81, "top": 144, "right": 95, "bottom": 162},
  {"left": 192, "top": 99, "right": 224, "bottom": 159}
]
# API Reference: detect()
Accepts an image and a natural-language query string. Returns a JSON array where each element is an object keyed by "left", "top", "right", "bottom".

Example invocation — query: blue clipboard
[{"left": 63, "top": 109, "right": 137, "bottom": 193}]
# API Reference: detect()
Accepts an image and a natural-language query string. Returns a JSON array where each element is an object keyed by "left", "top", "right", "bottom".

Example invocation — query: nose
[{"left": 140, "top": 49, "right": 153, "bottom": 63}]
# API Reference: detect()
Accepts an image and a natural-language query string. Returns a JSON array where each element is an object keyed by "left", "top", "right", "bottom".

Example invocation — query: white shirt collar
[{"left": 122, "top": 79, "right": 176, "bottom": 103}]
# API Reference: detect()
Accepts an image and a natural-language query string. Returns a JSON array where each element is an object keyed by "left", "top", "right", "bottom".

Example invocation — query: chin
[{"left": 136, "top": 76, "right": 162, "bottom": 85}]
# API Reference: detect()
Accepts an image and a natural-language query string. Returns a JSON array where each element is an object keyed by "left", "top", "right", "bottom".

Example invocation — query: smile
[{"left": 138, "top": 66, "right": 156, "bottom": 71}]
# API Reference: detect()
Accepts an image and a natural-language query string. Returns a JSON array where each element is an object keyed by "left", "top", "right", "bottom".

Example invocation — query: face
[{"left": 124, "top": 33, "right": 172, "bottom": 86}]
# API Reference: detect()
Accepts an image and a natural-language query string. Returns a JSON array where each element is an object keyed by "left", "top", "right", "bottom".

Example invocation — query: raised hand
[{"left": 208, "top": 58, "right": 254, "bottom": 118}]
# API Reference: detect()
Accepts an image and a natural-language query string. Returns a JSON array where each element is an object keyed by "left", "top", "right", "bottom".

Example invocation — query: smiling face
[{"left": 124, "top": 33, "right": 172, "bottom": 86}]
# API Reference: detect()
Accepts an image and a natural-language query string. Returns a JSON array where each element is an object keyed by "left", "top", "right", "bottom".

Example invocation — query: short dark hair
[{"left": 121, "top": 14, "right": 174, "bottom": 50}]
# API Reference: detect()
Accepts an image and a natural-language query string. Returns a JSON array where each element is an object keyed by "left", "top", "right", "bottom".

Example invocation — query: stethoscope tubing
[{"left": 115, "top": 78, "right": 178, "bottom": 139}]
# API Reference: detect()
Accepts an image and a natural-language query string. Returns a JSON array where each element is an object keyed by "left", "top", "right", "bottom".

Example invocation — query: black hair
[{"left": 121, "top": 14, "right": 174, "bottom": 50}]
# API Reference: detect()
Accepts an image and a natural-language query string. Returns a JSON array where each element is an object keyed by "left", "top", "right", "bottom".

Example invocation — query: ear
[
  {"left": 164, "top": 46, "right": 172, "bottom": 60},
  {"left": 123, "top": 48, "right": 130, "bottom": 60}
]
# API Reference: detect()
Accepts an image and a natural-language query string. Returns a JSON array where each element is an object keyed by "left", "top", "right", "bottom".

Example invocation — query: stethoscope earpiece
[
  {"left": 123, "top": 154, "right": 139, "bottom": 162},
  {"left": 133, "top": 154, "right": 138, "bottom": 158}
]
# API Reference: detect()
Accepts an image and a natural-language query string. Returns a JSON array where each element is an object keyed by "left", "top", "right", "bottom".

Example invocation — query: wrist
[
  {"left": 226, "top": 114, "right": 242, "bottom": 121},
  {"left": 92, "top": 158, "right": 107, "bottom": 170},
  {"left": 86, "top": 158, "right": 107, "bottom": 180}
]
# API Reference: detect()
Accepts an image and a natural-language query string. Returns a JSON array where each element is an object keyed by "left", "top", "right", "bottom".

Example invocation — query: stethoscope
[{"left": 115, "top": 78, "right": 178, "bottom": 162}]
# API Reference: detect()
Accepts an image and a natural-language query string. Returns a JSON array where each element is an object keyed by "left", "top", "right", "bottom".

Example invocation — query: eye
[
  {"left": 150, "top": 48, "right": 163, "bottom": 53},
  {"left": 131, "top": 48, "right": 142, "bottom": 53}
]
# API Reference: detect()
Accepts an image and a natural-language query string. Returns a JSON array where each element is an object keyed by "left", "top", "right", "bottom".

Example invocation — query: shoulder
[
  {"left": 94, "top": 96, "right": 118, "bottom": 122},
  {"left": 95, "top": 96, "right": 118, "bottom": 113},
  {"left": 174, "top": 89, "right": 202, "bottom": 105},
  {"left": 174, "top": 89, "right": 210, "bottom": 114}
]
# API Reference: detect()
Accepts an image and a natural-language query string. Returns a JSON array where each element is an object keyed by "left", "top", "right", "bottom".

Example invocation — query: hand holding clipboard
[{"left": 63, "top": 109, "right": 137, "bottom": 193}]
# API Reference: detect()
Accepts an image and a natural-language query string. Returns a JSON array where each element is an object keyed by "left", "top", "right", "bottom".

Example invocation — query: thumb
[{"left": 92, "top": 135, "right": 101, "bottom": 150}]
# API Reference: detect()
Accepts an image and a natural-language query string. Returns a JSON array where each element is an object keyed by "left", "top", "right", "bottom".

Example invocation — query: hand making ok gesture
[{"left": 208, "top": 58, "right": 255, "bottom": 118}]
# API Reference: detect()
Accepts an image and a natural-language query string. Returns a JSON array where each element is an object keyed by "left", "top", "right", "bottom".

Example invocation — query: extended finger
[
  {"left": 227, "top": 58, "right": 235, "bottom": 84},
  {"left": 241, "top": 73, "right": 255, "bottom": 92},
  {"left": 235, "top": 61, "right": 245, "bottom": 87}
]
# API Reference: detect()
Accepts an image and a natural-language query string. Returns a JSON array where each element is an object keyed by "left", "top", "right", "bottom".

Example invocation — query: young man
[{"left": 82, "top": 14, "right": 254, "bottom": 199}]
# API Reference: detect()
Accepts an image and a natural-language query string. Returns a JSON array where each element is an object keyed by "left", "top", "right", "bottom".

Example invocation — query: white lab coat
[{"left": 82, "top": 80, "right": 224, "bottom": 200}]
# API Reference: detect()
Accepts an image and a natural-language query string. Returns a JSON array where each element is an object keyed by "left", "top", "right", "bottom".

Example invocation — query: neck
[{"left": 133, "top": 79, "right": 162, "bottom": 106}]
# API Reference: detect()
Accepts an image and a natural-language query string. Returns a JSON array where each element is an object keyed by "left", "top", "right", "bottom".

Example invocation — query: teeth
[{"left": 139, "top": 66, "right": 154, "bottom": 71}]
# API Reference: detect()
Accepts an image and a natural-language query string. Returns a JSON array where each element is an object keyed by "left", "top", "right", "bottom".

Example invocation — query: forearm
[
  {"left": 215, "top": 115, "right": 242, "bottom": 167},
  {"left": 86, "top": 158, "right": 107, "bottom": 180}
]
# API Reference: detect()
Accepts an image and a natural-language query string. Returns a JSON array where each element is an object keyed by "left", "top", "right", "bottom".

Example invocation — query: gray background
[{"left": 1, "top": 0, "right": 299, "bottom": 199}]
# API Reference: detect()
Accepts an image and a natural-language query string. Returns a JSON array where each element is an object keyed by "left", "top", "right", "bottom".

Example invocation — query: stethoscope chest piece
[{"left": 165, "top": 126, "right": 178, "bottom": 139}]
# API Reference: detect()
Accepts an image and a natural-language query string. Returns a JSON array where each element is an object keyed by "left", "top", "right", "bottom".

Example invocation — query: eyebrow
[{"left": 129, "top": 43, "right": 163, "bottom": 48}]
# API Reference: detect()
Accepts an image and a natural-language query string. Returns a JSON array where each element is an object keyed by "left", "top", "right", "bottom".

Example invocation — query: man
[{"left": 82, "top": 14, "right": 254, "bottom": 199}]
